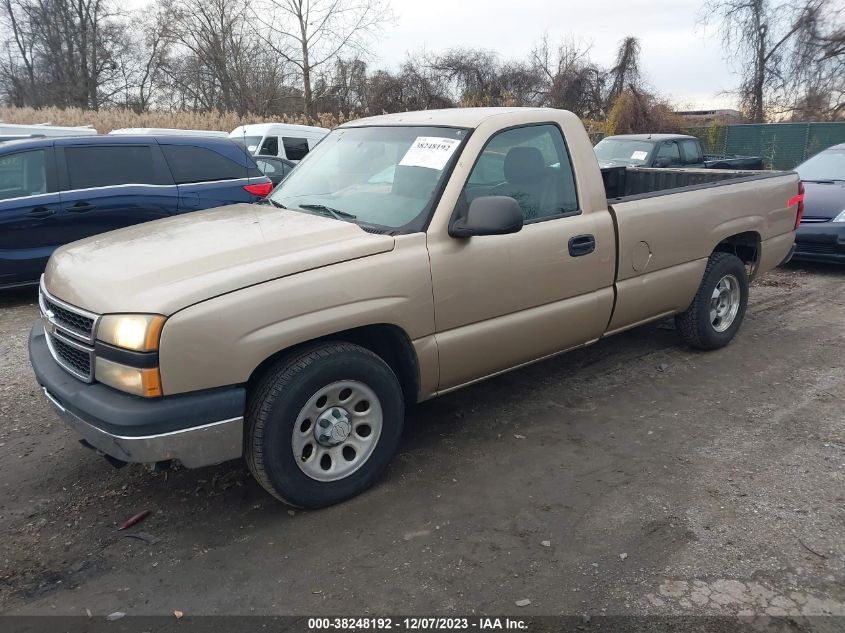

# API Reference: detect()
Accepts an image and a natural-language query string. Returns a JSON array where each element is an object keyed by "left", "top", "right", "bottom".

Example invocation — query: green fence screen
[{"left": 682, "top": 122, "right": 845, "bottom": 170}]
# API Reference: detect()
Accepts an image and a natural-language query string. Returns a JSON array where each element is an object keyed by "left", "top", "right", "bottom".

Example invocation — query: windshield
[
  {"left": 795, "top": 148, "right": 845, "bottom": 182},
  {"left": 267, "top": 125, "right": 468, "bottom": 232},
  {"left": 594, "top": 139, "right": 655, "bottom": 166}
]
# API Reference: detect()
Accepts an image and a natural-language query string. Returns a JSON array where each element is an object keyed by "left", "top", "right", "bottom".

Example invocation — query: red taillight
[
  {"left": 788, "top": 181, "right": 805, "bottom": 229},
  {"left": 244, "top": 181, "right": 273, "bottom": 197}
]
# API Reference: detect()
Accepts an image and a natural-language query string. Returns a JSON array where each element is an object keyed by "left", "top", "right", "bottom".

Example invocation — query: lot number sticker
[
  {"left": 631, "top": 150, "right": 649, "bottom": 160},
  {"left": 400, "top": 137, "right": 461, "bottom": 170}
]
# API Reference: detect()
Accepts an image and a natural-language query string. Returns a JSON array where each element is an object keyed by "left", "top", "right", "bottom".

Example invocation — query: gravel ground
[{"left": 0, "top": 263, "right": 843, "bottom": 620}]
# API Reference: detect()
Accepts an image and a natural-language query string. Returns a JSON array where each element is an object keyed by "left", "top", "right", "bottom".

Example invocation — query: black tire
[
  {"left": 245, "top": 342, "right": 404, "bottom": 508},
  {"left": 675, "top": 252, "right": 749, "bottom": 351}
]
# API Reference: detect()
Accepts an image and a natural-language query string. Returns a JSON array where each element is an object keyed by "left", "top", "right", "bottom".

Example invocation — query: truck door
[
  {"left": 0, "top": 146, "right": 62, "bottom": 287},
  {"left": 427, "top": 123, "right": 616, "bottom": 390},
  {"left": 55, "top": 142, "right": 178, "bottom": 244}
]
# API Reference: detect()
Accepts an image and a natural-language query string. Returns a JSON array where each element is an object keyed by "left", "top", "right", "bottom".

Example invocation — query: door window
[
  {"left": 460, "top": 124, "right": 579, "bottom": 222},
  {"left": 282, "top": 136, "right": 310, "bottom": 161},
  {"left": 655, "top": 141, "right": 682, "bottom": 167},
  {"left": 161, "top": 145, "right": 247, "bottom": 184},
  {"left": 0, "top": 150, "right": 47, "bottom": 200},
  {"left": 679, "top": 139, "right": 702, "bottom": 165},
  {"left": 65, "top": 145, "right": 162, "bottom": 189}
]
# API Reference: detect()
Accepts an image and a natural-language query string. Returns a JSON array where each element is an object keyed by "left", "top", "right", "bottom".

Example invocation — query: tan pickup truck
[{"left": 29, "top": 108, "right": 802, "bottom": 507}]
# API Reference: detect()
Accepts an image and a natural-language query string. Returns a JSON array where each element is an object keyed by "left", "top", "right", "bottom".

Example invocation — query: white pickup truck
[{"left": 30, "top": 108, "right": 801, "bottom": 508}]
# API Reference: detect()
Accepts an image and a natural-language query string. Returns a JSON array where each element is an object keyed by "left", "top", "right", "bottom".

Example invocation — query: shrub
[{"left": 605, "top": 89, "right": 683, "bottom": 135}]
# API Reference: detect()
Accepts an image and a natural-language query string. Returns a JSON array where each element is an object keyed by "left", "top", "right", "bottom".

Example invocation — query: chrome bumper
[{"left": 43, "top": 387, "right": 244, "bottom": 468}]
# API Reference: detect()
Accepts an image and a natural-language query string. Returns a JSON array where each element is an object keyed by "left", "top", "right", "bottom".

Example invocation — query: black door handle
[
  {"left": 68, "top": 202, "right": 95, "bottom": 212},
  {"left": 568, "top": 234, "right": 596, "bottom": 257},
  {"left": 27, "top": 206, "right": 56, "bottom": 218}
]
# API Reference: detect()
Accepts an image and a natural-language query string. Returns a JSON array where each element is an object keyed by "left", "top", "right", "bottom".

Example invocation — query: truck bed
[{"left": 601, "top": 166, "right": 782, "bottom": 200}]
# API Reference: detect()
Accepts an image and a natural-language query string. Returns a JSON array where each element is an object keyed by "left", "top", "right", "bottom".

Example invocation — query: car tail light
[
  {"left": 788, "top": 181, "right": 804, "bottom": 229},
  {"left": 244, "top": 182, "right": 273, "bottom": 197}
]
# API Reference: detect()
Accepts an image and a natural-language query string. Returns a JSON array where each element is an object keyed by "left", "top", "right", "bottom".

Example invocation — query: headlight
[
  {"left": 97, "top": 314, "right": 165, "bottom": 351},
  {"left": 833, "top": 210, "right": 845, "bottom": 223},
  {"left": 95, "top": 357, "right": 162, "bottom": 397}
]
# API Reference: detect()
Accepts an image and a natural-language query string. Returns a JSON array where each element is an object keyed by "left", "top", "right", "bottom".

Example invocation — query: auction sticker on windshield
[
  {"left": 631, "top": 151, "right": 649, "bottom": 160},
  {"left": 400, "top": 137, "right": 461, "bottom": 170}
]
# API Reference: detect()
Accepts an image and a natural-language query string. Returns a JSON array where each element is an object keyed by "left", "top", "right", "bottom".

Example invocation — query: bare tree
[
  {"left": 702, "top": 0, "right": 828, "bottom": 121},
  {"left": 257, "top": 0, "right": 392, "bottom": 116},
  {"left": 160, "top": 0, "right": 296, "bottom": 115},
  {"left": 0, "top": 0, "right": 129, "bottom": 109},
  {"left": 605, "top": 37, "right": 642, "bottom": 111},
  {"left": 530, "top": 35, "right": 606, "bottom": 117}
]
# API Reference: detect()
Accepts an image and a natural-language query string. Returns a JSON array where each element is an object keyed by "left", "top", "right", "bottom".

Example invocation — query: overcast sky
[{"left": 371, "top": 0, "right": 739, "bottom": 110}]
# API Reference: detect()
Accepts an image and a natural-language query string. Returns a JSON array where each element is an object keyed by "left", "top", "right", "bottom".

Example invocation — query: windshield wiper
[
  {"left": 802, "top": 179, "right": 845, "bottom": 184},
  {"left": 298, "top": 203, "right": 357, "bottom": 220},
  {"left": 260, "top": 198, "right": 287, "bottom": 209}
]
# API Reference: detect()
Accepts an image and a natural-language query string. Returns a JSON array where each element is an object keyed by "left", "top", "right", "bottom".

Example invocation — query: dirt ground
[{"left": 0, "top": 263, "right": 843, "bottom": 619}]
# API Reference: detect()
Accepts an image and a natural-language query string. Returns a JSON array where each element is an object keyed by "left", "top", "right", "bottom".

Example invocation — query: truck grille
[
  {"left": 38, "top": 278, "right": 99, "bottom": 344},
  {"left": 46, "top": 332, "right": 94, "bottom": 381},
  {"left": 41, "top": 295, "right": 95, "bottom": 339},
  {"left": 39, "top": 277, "right": 99, "bottom": 382}
]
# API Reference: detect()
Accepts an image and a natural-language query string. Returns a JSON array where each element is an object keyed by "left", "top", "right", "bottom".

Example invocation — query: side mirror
[
  {"left": 653, "top": 158, "right": 669, "bottom": 168},
  {"left": 450, "top": 196, "right": 524, "bottom": 238}
]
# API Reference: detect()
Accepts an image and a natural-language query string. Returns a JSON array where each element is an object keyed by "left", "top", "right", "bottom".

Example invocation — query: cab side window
[
  {"left": 0, "top": 150, "right": 47, "bottom": 200},
  {"left": 655, "top": 141, "right": 682, "bottom": 167},
  {"left": 680, "top": 139, "right": 702, "bottom": 165},
  {"left": 460, "top": 124, "right": 579, "bottom": 222}
]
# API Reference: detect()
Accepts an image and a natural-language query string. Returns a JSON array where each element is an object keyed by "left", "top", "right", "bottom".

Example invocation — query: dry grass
[{"left": 0, "top": 106, "right": 358, "bottom": 134}]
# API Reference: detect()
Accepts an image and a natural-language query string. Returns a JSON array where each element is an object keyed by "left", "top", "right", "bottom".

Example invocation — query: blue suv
[{"left": 0, "top": 135, "right": 272, "bottom": 289}]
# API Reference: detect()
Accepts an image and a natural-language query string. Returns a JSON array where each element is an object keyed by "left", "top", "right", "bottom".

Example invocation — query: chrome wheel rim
[
  {"left": 710, "top": 274, "right": 741, "bottom": 333},
  {"left": 292, "top": 380, "right": 383, "bottom": 482}
]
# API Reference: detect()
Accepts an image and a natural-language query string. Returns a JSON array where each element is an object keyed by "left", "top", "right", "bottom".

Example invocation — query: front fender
[{"left": 157, "top": 235, "right": 434, "bottom": 395}]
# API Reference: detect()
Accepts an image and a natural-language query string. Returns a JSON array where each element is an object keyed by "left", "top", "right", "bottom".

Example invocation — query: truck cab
[{"left": 595, "top": 134, "right": 764, "bottom": 170}]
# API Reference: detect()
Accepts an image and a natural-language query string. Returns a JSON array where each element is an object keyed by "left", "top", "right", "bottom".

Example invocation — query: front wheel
[
  {"left": 245, "top": 342, "right": 405, "bottom": 508},
  {"left": 675, "top": 252, "right": 749, "bottom": 350}
]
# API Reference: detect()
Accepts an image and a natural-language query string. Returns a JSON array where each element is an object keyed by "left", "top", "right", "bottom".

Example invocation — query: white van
[
  {"left": 229, "top": 123, "right": 329, "bottom": 161},
  {"left": 109, "top": 128, "right": 230, "bottom": 137}
]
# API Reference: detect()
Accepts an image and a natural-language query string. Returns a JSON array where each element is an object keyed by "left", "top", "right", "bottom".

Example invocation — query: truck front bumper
[
  {"left": 793, "top": 222, "right": 845, "bottom": 264},
  {"left": 29, "top": 322, "right": 246, "bottom": 468}
]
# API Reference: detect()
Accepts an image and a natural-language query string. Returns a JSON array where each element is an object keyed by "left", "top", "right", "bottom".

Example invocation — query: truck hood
[
  {"left": 44, "top": 204, "right": 395, "bottom": 315},
  {"left": 801, "top": 181, "right": 845, "bottom": 220}
]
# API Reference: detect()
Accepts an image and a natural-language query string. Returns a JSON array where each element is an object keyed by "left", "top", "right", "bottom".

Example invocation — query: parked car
[
  {"left": 30, "top": 107, "right": 799, "bottom": 508},
  {"left": 109, "top": 128, "right": 230, "bottom": 138},
  {"left": 254, "top": 155, "right": 295, "bottom": 186},
  {"left": 595, "top": 134, "right": 765, "bottom": 170},
  {"left": 0, "top": 135, "right": 271, "bottom": 289},
  {"left": 230, "top": 123, "right": 329, "bottom": 161},
  {"left": 792, "top": 143, "right": 845, "bottom": 263}
]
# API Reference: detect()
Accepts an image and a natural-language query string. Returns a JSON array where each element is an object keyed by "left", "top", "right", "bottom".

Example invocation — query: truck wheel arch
[
  {"left": 713, "top": 231, "right": 761, "bottom": 278},
  {"left": 247, "top": 324, "right": 421, "bottom": 406}
]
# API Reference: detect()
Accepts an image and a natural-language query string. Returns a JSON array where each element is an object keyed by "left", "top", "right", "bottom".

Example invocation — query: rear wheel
[
  {"left": 676, "top": 252, "right": 749, "bottom": 350},
  {"left": 245, "top": 342, "right": 404, "bottom": 508}
]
